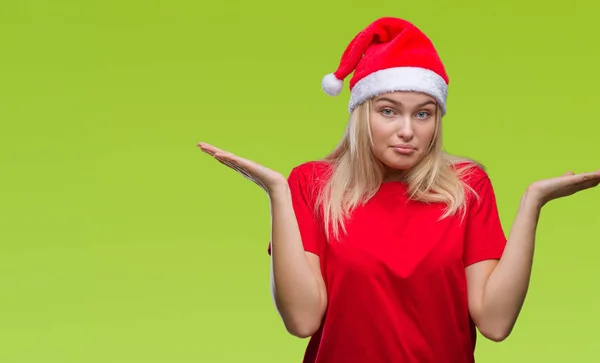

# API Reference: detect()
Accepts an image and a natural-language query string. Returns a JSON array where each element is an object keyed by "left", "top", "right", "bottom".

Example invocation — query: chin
[
  {"left": 381, "top": 159, "right": 417, "bottom": 172},
  {"left": 381, "top": 154, "right": 421, "bottom": 171}
]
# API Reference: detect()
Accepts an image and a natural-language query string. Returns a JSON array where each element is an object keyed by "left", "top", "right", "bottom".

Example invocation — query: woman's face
[{"left": 368, "top": 91, "right": 439, "bottom": 175}]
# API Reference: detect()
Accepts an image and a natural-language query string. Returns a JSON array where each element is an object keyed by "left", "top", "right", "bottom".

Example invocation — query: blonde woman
[{"left": 198, "top": 17, "right": 599, "bottom": 363}]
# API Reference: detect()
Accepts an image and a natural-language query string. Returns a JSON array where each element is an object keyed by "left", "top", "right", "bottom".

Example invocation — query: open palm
[
  {"left": 197, "top": 142, "right": 288, "bottom": 193},
  {"left": 529, "top": 170, "right": 600, "bottom": 206}
]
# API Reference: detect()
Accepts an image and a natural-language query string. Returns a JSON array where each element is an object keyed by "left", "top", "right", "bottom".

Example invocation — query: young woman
[{"left": 198, "top": 17, "right": 599, "bottom": 363}]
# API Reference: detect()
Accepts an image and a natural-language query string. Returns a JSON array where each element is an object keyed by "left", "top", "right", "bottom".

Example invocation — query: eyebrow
[{"left": 374, "top": 97, "right": 437, "bottom": 108}]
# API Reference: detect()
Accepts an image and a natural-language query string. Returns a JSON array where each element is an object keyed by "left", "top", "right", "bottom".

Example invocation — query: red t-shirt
[{"left": 268, "top": 160, "right": 507, "bottom": 363}]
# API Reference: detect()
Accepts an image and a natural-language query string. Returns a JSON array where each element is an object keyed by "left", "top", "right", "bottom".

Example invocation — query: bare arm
[
  {"left": 466, "top": 191, "right": 540, "bottom": 342},
  {"left": 196, "top": 143, "right": 328, "bottom": 338},
  {"left": 467, "top": 170, "right": 600, "bottom": 342},
  {"left": 269, "top": 184, "right": 328, "bottom": 338}
]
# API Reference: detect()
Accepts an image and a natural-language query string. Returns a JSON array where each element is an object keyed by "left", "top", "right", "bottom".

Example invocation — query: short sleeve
[
  {"left": 267, "top": 164, "right": 328, "bottom": 256},
  {"left": 463, "top": 170, "right": 507, "bottom": 266}
]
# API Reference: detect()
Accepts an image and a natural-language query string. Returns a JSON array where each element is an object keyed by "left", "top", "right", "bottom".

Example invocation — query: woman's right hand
[
  {"left": 197, "top": 142, "right": 289, "bottom": 194},
  {"left": 199, "top": 142, "right": 327, "bottom": 338}
]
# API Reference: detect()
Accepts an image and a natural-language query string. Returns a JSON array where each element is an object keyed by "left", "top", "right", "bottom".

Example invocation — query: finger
[
  {"left": 216, "top": 157, "right": 250, "bottom": 176},
  {"left": 212, "top": 149, "right": 266, "bottom": 175},
  {"left": 215, "top": 158, "right": 267, "bottom": 189},
  {"left": 580, "top": 179, "right": 600, "bottom": 191},
  {"left": 214, "top": 156, "right": 237, "bottom": 170},
  {"left": 214, "top": 151, "right": 259, "bottom": 171},
  {"left": 212, "top": 153, "right": 247, "bottom": 173},
  {"left": 559, "top": 171, "right": 600, "bottom": 187},
  {"left": 565, "top": 177, "right": 600, "bottom": 195},
  {"left": 576, "top": 172, "right": 600, "bottom": 185},
  {"left": 197, "top": 143, "right": 216, "bottom": 155},
  {"left": 214, "top": 151, "right": 240, "bottom": 162},
  {"left": 214, "top": 151, "right": 235, "bottom": 159},
  {"left": 197, "top": 142, "right": 225, "bottom": 156},
  {"left": 197, "top": 142, "right": 215, "bottom": 151},
  {"left": 216, "top": 158, "right": 255, "bottom": 181},
  {"left": 215, "top": 157, "right": 262, "bottom": 185},
  {"left": 215, "top": 156, "right": 269, "bottom": 188},
  {"left": 201, "top": 147, "right": 271, "bottom": 190}
]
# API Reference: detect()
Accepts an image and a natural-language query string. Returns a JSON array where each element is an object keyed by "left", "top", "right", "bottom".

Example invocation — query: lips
[
  {"left": 392, "top": 144, "right": 415, "bottom": 150},
  {"left": 391, "top": 144, "right": 417, "bottom": 155}
]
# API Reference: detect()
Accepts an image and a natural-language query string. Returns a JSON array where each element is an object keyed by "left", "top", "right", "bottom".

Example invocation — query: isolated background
[{"left": 1, "top": 0, "right": 599, "bottom": 362}]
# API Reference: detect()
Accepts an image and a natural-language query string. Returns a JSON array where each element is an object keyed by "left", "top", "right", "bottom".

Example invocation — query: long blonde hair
[{"left": 315, "top": 98, "right": 481, "bottom": 240}]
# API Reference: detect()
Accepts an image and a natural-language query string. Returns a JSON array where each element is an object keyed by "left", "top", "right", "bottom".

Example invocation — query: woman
[{"left": 198, "top": 17, "right": 599, "bottom": 363}]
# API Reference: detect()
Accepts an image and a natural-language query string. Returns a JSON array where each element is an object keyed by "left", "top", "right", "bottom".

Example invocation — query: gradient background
[{"left": 1, "top": 0, "right": 599, "bottom": 362}]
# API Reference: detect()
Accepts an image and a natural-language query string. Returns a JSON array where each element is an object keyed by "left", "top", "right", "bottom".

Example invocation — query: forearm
[
  {"left": 479, "top": 189, "right": 543, "bottom": 339},
  {"left": 268, "top": 185, "right": 326, "bottom": 337}
]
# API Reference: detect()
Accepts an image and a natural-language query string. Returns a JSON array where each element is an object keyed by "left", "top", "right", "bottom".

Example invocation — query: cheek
[
  {"left": 369, "top": 121, "right": 393, "bottom": 147},
  {"left": 370, "top": 133, "right": 392, "bottom": 158},
  {"left": 418, "top": 123, "right": 437, "bottom": 144}
]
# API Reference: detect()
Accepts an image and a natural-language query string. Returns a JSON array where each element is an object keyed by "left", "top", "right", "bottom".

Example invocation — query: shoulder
[
  {"left": 286, "top": 160, "right": 333, "bottom": 203},
  {"left": 289, "top": 160, "right": 333, "bottom": 184},
  {"left": 450, "top": 161, "right": 502, "bottom": 209},
  {"left": 451, "top": 160, "right": 490, "bottom": 189}
]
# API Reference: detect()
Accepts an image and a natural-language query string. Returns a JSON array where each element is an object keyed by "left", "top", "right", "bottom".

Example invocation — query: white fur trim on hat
[{"left": 348, "top": 67, "right": 448, "bottom": 114}]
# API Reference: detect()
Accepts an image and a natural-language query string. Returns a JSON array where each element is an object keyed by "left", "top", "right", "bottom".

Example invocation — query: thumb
[{"left": 563, "top": 171, "right": 575, "bottom": 176}]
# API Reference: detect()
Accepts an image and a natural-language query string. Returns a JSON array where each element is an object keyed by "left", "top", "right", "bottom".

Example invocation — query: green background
[{"left": 1, "top": 0, "right": 598, "bottom": 362}]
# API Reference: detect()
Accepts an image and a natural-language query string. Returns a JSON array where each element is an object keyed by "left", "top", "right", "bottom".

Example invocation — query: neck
[{"left": 382, "top": 166, "right": 408, "bottom": 182}]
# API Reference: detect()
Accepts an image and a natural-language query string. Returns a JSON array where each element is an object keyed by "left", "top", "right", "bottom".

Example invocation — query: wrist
[
  {"left": 268, "top": 182, "right": 291, "bottom": 200},
  {"left": 521, "top": 186, "right": 545, "bottom": 211}
]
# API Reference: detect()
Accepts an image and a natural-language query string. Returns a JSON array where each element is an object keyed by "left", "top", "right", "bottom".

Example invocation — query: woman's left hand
[{"left": 527, "top": 169, "right": 600, "bottom": 207}]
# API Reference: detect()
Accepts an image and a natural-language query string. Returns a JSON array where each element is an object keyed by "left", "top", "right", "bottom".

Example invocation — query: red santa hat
[{"left": 321, "top": 17, "right": 450, "bottom": 115}]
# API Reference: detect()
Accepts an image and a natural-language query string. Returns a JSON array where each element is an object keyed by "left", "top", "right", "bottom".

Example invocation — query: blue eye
[
  {"left": 381, "top": 108, "right": 395, "bottom": 117},
  {"left": 416, "top": 111, "right": 431, "bottom": 119}
]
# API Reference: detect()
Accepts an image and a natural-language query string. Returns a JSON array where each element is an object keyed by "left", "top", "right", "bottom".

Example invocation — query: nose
[{"left": 396, "top": 117, "right": 414, "bottom": 140}]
